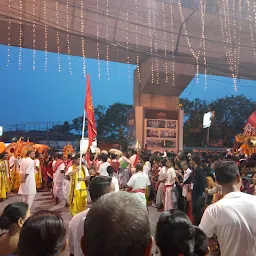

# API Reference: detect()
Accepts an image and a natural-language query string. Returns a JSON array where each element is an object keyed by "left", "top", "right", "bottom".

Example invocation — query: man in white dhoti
[
  {"left": 18, "top": 151, "right": 36, "bottom": 208},
  {"left": 53, "top": 154, "right": 65, "bottom": 204},
  {"left": 127, "top": 163, "right": 150, "bottom": 208}
]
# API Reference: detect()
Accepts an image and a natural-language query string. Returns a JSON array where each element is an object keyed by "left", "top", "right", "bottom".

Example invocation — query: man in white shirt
[
  {"left": 98, "top": 153, "right": 110, "bottom": 176},
  {"left": 200, "top": 161, "right": 256, "bottom": 256},
  {"left": 68, "top": 176, "right": 114, "bottom": 256},
  {"left": 127, "top": 163, "right": 151, "bottom": 207},
  {"left": 53, "top": 154, "right": 65, "bottom": 204},
  {"left": 18, "top": 151, "right": 37, "bottom": 208}
]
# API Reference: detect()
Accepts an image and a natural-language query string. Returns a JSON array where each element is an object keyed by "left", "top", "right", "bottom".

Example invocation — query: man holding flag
[{"left": 71, "top": 75, "right": 97, "bottom": 216}]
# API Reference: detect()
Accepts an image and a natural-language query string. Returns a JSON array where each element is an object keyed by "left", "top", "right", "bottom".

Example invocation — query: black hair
[
  {"left": 35, "top": 151, "right": 40, "bottom": 158},
  {"left": 89, "top": 176, "right": 112, "bottom": 202},
  {"left": 83, "top": 191, "right": 151, "bottom": 256},
  {"left": 136, "top": 163, "right": 143, "bottom": 172},
  {"left": 161, "top": 159, "right": 167, "bottom": 166},
  {"left": 67, "top": 154, "right": 73, "bottom": 160},
  {"left": 18, "top": 210, "right": 66, "bottom": 256},
  {"left": 156, "top": 210, "right": 208, "bottom": 256},
  {"left": 192, "top": 155, "right": 201, "bottom": 166},
  {"left": 194, "top": 227, "right": 208, "bottom": 256},
  {"left": 214, "top": 160, "right": 240, "bottom": 185},
  {"left": 57, "top": 153, "right": 63, "bottom": 159},
  {"left": 107, "top": 166, "right": 115, "bottom": 176},
  {"left": 73, "top": 154, "right": 80, "bottom": 160},
  {"left": 141, "top": 154, "right": 150, "bottom": 162},
  {"left": 0, "top": 152, "right": 7, "bottom": 159},
  {"left": 110, "top": 153, "right": 117, "bottom": 160},
  {"left": 101, "top": 153, "right": 108, "bottom": 163},
  {"left": 26, "top": 150, "right": 33, "bottom": 157},
  {"left": 0, "top": 202, "right": 29, "bottom": 230}
]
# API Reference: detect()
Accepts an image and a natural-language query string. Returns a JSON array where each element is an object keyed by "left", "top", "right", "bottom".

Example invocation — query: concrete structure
[{"left": 0, "top": 0, "right": 255, "bottom": 151}]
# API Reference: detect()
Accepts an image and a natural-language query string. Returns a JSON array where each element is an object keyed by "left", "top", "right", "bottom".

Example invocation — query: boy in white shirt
[{"left": 127, "top": 163, "right": 151, "bottom": 207}]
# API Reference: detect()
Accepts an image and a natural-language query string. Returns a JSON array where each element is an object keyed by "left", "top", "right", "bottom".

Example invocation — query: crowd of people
[{"left": 0, "top": 147, "right": 256, "bottom": 255}]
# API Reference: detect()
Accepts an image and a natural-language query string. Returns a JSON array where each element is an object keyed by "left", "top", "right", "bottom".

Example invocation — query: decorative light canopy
[{"left": 2, "top": 0, "right": 256, "bottom": 89}]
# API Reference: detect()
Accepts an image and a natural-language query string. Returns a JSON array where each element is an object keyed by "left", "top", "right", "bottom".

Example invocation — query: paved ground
[{"left": 0, "top": 191, "right": 161, "bottom": 256}]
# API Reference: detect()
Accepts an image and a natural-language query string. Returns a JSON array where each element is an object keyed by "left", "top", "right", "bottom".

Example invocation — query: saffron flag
[{"left": 85, "top": 75, "right": 97, "bottom": 165}]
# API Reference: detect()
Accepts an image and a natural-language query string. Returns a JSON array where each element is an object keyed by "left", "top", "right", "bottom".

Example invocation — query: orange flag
[{"left": 85, "top": 75, "right": 97, "bottom": 151}]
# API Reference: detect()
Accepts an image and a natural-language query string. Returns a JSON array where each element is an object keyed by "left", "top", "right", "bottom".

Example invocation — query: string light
[
  {"left": 7, "top": 0, "right": 11, "bottom": 67},
  {"left": 18, "top": 0, "right": 22, "bottom": 70},
  {"left": 246, "top": 0, "right": 256, "bottom": 60},
  {"left": 162, "top": 0, "right": 168, "bottom": 83},
  {"left": 80, "top": 0, "right": 86, "bottom": 77},
  {"left": 106, "top": 0, "right": 109, "bottom": 80},
  {"left": 56, "top": 0, "right": 61, "bottom": 72},
  {"left": 152, "top": 0, "right": 159, "bottom": 84},
  {"left": 66, "top": 0, "right": 72, "bottom": 75},
  {"left": 178, "top": 0, "right": 205, "bottom": 83},
  {"left": 199, "top": 0, "right": 207, "bottom": 89},
  {"left": 169, "top": 0, "right": 175, "bottom": 86},
  {"left": 147, "top": 0, "right": 154, "bottom": 83},
  {"left": 134, "top": 0, "right": 141, "bottom": 83},
  {"left": 32, "top": 0, "right": 36, "bottom": 70},
  {"left": 218, "top": 0, "right": 241, "bottom": 91},
  {"left": 96, "top": 0, "right": 100, "bottom": 79},
  {"left": 126, "top": 12, "right": 131, "bottom": 81},
  {"left": 43, "top": 0, "right": 48, "bottom": 71}
]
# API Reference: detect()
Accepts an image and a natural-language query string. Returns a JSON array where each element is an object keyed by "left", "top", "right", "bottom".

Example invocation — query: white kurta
[
  {"left": 127, "top": 172, "right": 150, "bottom": 207},
  {"left": 53, "top": 163, "right": 65, "bottom": 200},
  {"left": 18, "top": 157, "right": 36, "bottom": 196}
]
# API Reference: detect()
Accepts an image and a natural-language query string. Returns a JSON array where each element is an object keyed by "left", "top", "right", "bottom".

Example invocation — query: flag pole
[{"left": 79, "top": 109, "right": 86, "bottom": 178}]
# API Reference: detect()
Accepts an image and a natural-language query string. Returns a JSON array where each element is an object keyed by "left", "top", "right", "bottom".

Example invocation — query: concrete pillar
[{"left": 132, "top": 58, "right": 194, "bottom": 153}]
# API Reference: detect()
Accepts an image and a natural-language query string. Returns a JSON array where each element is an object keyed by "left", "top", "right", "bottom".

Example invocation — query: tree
[
  {"left": 71, "top": 116, "right": 84, "bottom": 134},
  {"left": 209, "top": 95, "right": 256, "bottom": 146},
  {"left": 94, "top": 105, "right": 107, "bottom": 140},
  {"left": 103, "top": 103, "right": 133, "bottom": 141},
  {"left": 62, "top": 121, "right": 71, "bottom": 134},
  {"left": 180, "top": 95, "right": 256, "bottom": 147},
  {"left": 180, "top": 98, "right": 208, "bottom": 146}
]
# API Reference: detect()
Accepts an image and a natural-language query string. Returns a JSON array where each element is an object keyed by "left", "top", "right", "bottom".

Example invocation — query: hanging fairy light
[
  {"left": 148, "top": 0, "right": 154, "bottom": 83},
  {"left": 169, "top": 0, "right": 175, "bottom": 86},
  {"left": 43, "top": 0, "right": 48, "bottom": 71},
  {"left": 246, "top": 0, "right": 256, "bottom": 60},
  {"left": 7, "top": 0, "right": 11, "bottom": 67},
  {"left": 152, "top": 0, "right": 159, "bottom": 84},
  {"left": 96, "top": 0, "right": 100, "bottom": 79},
  {"left": 178, "top": 0, "right": 205, "bottom": 83},
  {"left": 80, "top": 0, "right": 86, "bottom": 77},
  {"left": 218, "top": 0, "right": 242, "bottom": 91},
  {"left": 32, "top": 0, "right": 36, "bottom": 70},
  {"left": 162, "top": 0, "right": 168, "bottom": 82},
  {"left": 126, "top": 12, "right": 131, "bottom": 81},
  {"left": 106, "top": 0, "right": 110, "bottom": 80},
  {"left": 135, "top": 0, "right": 141, "bottom": 83},
  {"left": 199, "top": 0, "right": 207, "bottom": 89},
  {"left": 56, "top": 0, "right": 61, "bottom": 72},
  {"left": 18, "top": 0, "right": 22, "bottom": 70},
  {"left": 66, "top": 0, "right": 72, "bottom": 75}
]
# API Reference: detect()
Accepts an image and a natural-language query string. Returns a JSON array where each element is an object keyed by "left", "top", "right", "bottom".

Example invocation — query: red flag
[{"left": 85, "top": 75, "right": 97, "bottom": 148}]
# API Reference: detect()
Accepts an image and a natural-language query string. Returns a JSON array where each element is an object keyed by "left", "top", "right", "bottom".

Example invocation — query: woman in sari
[
  {"left": 68, "top": 154, "right": 90, "bottom": 216},
  {"left": 12, "top": 157, "right": 21, "bottom": 192},
  {"left": 34, "top": 152, "right": 42, "bottom": 190},
  {"left": 0, "top": 152, "right": 8, "bottom": 201}
]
